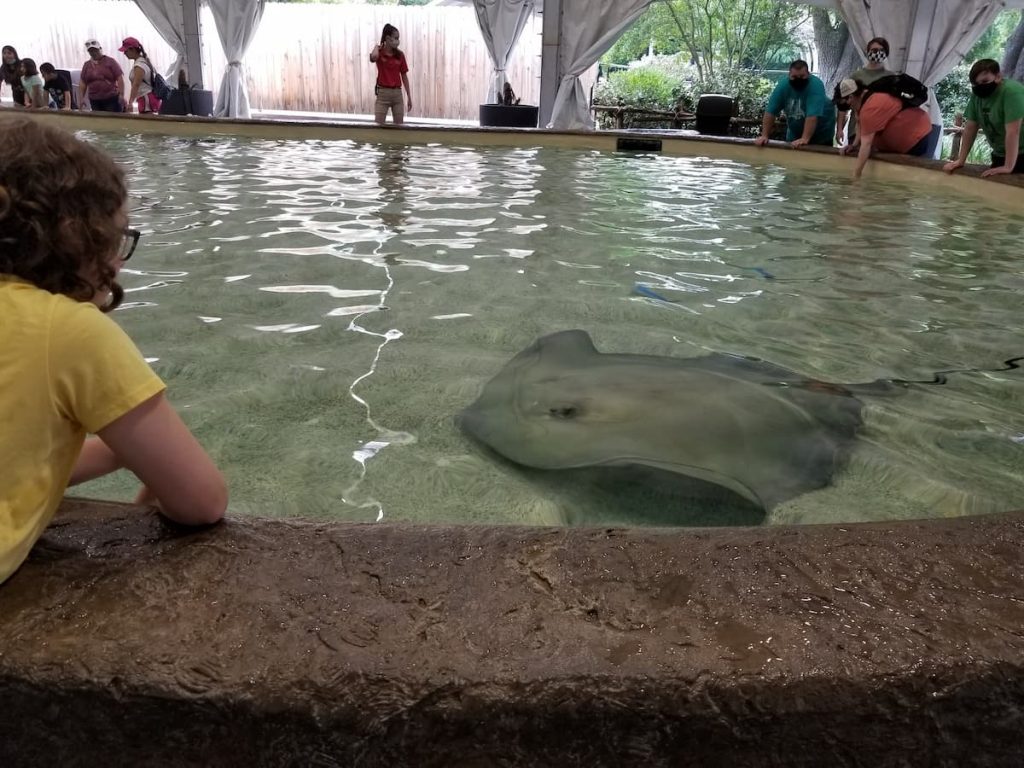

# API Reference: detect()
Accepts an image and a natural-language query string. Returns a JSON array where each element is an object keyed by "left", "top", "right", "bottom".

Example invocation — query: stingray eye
[{"left": 549, "top": 406, "right": 578, "bottom": 419}]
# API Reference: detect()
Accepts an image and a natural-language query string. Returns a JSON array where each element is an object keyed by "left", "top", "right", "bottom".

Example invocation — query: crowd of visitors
[
  {"left": 1, "top": 37, "right": 163, "bottom": 114},
  {"left": 753, "top": 38, "right": 1022, "bottom": 180}
]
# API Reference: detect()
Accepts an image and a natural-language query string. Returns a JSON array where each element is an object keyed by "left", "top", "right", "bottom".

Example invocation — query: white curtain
[
  {"left": 209, "top": 0, "right": 266, "bottom": 119},
  {"left": 473, "top": 0, "right": 535, "bottom": 104},
  {"left": 132, "top": 0, "right": 186, "bottom": 79},
  {"left": 836, "top": 0, "right": 1004, "bottom": 154},
  {"left": 547, "top": 0, "right": 654, "bottom": 130}
]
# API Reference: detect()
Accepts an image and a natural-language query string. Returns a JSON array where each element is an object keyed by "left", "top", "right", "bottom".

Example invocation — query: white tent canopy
[{"left": 472, "top": 0, "right": 536, "bottom": 104}]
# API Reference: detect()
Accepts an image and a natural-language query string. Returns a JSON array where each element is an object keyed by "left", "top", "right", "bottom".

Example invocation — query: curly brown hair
[{"left": 0, "top": 118, "right": 127, "bottom": 311}]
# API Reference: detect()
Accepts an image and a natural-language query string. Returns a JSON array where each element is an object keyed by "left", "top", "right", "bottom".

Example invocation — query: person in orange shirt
[
  {"left": 0, "top": 118, "right": 227, "bottom": 586},
  {"left": 836, "top": 78, "right": 932, "bottom": 179}
]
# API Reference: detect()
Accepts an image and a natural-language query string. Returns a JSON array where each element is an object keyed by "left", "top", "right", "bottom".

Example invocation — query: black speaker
[{"left": 696, "top": 94, "right": 734, "bottom": 136}]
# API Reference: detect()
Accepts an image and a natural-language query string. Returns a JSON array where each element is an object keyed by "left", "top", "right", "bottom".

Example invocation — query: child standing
[
  {"left": 0, "top": 118, "right": 227, "bottom": 586},
  {"left": 370, "top": 24, "right": 413, "bottom": 125}
]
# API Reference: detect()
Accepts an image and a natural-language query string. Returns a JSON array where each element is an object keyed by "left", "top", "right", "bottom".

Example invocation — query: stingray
[{"left": 458, "top": 330, "right": 876, "bottom": 525}]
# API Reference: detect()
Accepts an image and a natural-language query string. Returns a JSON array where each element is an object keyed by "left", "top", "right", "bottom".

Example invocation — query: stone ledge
[{"left": 2, "top": 499, "right": 1023, "bottom": 766}]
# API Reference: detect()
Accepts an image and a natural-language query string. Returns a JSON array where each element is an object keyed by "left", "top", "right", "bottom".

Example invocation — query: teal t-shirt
[
  {"left": 766, "top": 75, "right": 835, "bottom": 145},
  {"left": 964, "top": 78, "right": 1024, "bottom": 158}
]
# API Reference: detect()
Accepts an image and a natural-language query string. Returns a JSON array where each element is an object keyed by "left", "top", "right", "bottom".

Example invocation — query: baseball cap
[
  {"left": 118, "top": 36, "right": 142, "bottom": 53},
  {"left": 84, "top": 39, "right": 101, "bottom": 51},
  {"left": 838, "top": 79, "right": 858, "bottom": 98}
]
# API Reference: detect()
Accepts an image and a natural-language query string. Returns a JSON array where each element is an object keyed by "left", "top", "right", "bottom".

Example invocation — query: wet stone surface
[{"left": 1, "top": 499, "right": 1023, "bottom": 766}]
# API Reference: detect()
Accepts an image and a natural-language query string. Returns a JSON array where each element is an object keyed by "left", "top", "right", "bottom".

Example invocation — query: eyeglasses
[{"left": 120, "top": 227, "right": 141, "bottom": 261}]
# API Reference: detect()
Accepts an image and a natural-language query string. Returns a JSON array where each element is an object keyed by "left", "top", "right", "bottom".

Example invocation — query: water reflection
[{"left": 80, "top": 133, "right": 1024, "bottom": 525}]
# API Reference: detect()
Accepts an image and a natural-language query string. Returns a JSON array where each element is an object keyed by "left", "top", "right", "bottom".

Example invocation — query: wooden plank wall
[{"left": 1, "top": 0, "right": 565, "bottom": 121}]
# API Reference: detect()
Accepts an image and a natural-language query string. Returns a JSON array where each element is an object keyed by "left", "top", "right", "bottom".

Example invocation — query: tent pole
[
  {"left": 182, "top": 0, "right": 205, "bottom": 89},
  {"left": 538, "top": 0, "right": 562, "bottom": 128}
]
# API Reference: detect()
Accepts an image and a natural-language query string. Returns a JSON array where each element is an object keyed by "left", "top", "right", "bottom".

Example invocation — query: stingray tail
[
  {"left": 876, "top": 356, "right": 1019, "bottom": 387},
  {"left": 802, "top": 358, "right": 1019, "bottom": 399}
]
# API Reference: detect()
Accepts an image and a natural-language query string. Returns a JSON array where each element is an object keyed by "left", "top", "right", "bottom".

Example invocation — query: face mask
[
  {"left": 866, "top": 50, "right": 887, "bottom": 64},
  {"left": 972, "top": 81, "right": 998, "bottom": 98},
  {"left": 790, "top": 77, "right": 809, "bottom": 91}
]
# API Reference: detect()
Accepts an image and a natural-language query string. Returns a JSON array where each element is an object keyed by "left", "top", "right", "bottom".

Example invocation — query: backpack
[
  {"left": 142, "top": 58, "right": 173, "bottom": 101},
  {"left": 866, "top": 73, "right": 928, "bottom": 109},
  {"left": 151, "top": 71, "right": 173, "bottom": 101}
]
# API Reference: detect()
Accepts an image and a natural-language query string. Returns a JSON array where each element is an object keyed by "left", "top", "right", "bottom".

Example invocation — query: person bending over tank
[
  {"left": 836, "top": 36, "right": 894, "bottom": 147},
  {"left": 944, "top": 59, "right": 1024, "bottom": 178},
  {"left": 835, "top": 78, "right": 932, "bottom": 179},
  {"left": 754, "top": 60, "right": 835, "bottom": 149}
]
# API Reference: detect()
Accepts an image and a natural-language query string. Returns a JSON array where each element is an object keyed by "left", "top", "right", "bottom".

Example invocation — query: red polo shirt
[{"left": 376, "top": 50, "right": 408, "bottom": 89}]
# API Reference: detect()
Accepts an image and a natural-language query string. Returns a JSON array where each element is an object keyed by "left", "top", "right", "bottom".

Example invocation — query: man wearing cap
[
  {"left": 836, "top": 78, "right": 931, "bottom": 179},
  {"left": 78, "top": 39, "right": 125, "bottom": 113},
  {"left": 754, "top": 60, "right": 835, "bottom": 149}
]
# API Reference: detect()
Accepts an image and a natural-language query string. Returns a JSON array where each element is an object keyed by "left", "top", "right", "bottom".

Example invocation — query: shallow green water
[{"left": 76, "top": 132, "right": 1024, "bottom": 526}]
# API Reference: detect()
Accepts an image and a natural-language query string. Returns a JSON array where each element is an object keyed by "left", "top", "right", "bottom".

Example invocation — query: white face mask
[{"left": 867, "top": 50, "right": 887, "bottom": 64}]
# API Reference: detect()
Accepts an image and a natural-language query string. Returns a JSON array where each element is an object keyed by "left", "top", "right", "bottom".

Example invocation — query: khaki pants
[{"left": 375, "top": 86, "right": 405, "bottom": 124}]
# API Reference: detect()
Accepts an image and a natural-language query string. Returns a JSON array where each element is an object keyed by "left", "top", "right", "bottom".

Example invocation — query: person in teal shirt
[
  {"left": 944, "top": 59, "right": 1024, "bottom": 178},
  {"left": 754, "top": 60, "right": 835, "bottom": 149}
]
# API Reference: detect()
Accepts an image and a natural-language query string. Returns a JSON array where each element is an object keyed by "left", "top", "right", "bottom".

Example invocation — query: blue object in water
[{"left": 633, "top": 283, "right": 674, "bottom": 303}]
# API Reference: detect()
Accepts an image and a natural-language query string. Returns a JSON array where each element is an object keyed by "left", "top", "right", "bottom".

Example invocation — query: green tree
[{"left": 605, "top": 0, "right": 807, "bottom": 81}]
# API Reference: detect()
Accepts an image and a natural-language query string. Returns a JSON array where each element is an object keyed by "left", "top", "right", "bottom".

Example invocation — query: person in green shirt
[
  {"left": 836, "top": 37, "right": 894, "bottom": 147},
  {"left": 943, "top": 59, "right": 1024, "bottom": 178}
]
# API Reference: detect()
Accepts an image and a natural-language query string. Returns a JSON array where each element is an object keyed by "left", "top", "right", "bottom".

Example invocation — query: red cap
[{"left": 118, "top": 37, "right": 142, "bottom": 53}]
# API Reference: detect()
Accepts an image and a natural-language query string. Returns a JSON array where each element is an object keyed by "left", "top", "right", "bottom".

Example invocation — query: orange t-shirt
[{"left": 858, "top": 93, "right": 931, "bottom": 153}]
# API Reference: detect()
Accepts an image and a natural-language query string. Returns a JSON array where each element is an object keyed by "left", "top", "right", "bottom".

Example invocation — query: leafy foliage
[
  {"left": 593, "top": 54, "right": 773, "bottom": 129},
  {"left": 604, "top": 0, "right": 807, "bottom": 77}
]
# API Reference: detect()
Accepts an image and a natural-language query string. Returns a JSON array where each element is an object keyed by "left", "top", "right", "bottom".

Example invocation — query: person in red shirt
[
  {"left": 369, "top": 24, "right": 412, "bottom": 125},
  {"left": 836, "top": 78, "right": 931, "bottom": 179}
]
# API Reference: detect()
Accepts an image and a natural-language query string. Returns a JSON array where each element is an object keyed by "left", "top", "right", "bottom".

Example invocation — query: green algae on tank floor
[{"left": 75, "top": 131, "right": 1024, "bottom": 525}]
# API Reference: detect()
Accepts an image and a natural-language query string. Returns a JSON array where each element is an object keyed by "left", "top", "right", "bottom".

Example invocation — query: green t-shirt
[{"left": 964, "top": 78, "right": 1024, "bottom": 158}]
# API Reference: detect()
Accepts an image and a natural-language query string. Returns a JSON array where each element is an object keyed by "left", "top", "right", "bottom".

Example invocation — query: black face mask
[
  {"left": 972, "top": 81, "right": 998, "bottom": 98},
  {"left": 790, "top": 77, "right": 809, "bottom": 91}
]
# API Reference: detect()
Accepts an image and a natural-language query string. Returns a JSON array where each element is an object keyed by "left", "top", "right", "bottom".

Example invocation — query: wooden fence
[{"left": 1, "top": 0, "right": 560, "bottom": 121}]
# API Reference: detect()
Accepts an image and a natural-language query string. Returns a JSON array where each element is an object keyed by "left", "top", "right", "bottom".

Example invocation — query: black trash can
[
  {"left": 479, "top": 103, "right": 539, "bottom": 128},
  {"left": 159, "top": 88, "right": 214, "bottom": 117},
  {"left": 696, "top": 94, "right": 734, "bottom": 136}
]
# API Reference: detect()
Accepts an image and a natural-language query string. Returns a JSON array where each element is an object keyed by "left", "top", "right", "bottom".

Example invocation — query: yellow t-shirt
[{"left": 0, "top": 276, "right": 165, "bottom": 584}]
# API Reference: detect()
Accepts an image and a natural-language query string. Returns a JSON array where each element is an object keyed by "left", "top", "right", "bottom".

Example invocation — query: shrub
[
  {"left": 934, "top": 62, "right": 972, "bottom": 126},
  {"left": 592, "top": 54, "right": 774, "bottom": 129},
  {"left": 678, "top": 67, "right": 774, "bottom": 120}
]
